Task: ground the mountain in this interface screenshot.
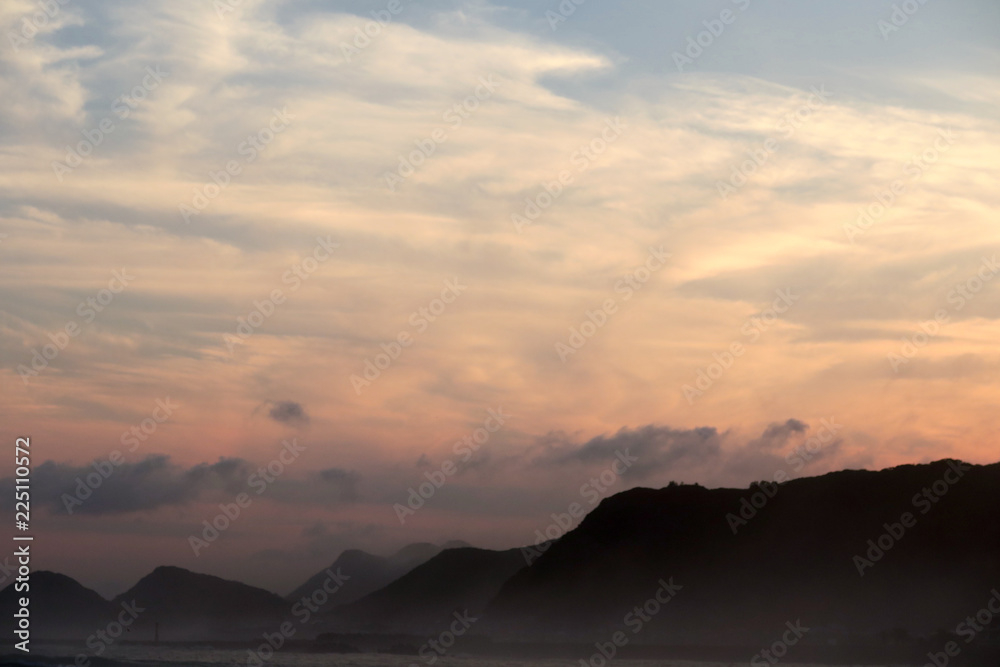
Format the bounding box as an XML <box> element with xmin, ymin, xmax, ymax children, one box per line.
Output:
<box><xmin>10</xmin><ymin>460</ymin><xmax>997</xmax><ymax>657</ymax></box>
<box><xmin>112</xmin><ymin>566</ymin><xmax>288</xmax><ymax>640</ymax></box>
<box><xmin>483</xmin><ymin>460</ymin><xmax>1000</xmax><ymax>647</ymax></box>
<box><xmin>0</xmin><ymin>571</ymin><xmax>111</xmax><ymax>639</ymax></box>
<box><xmin>324</xmin><ymin>546</ymin><xmax>525</xmax><ymax>634</ymax></box>
<box><xmin>285</xmin><ymin>541</ymin><xmax>465</xmax><ymax>607</ymax></box>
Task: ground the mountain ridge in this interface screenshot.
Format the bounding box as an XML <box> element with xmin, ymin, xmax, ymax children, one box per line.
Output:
<box><xmin>6</xmin><ymin>459</ymin><xmax>997</xmax><ymax>648</ymax></box>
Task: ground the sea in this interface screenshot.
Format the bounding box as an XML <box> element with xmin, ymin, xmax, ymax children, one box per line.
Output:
<box><xmin>0</xmin><ymin>644</ymin><xmax>898</xmax><ymax>667</ymax></box>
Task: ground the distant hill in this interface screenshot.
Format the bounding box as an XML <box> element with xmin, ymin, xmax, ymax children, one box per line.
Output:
<box><xmin>112</xmin><ymin>566</ymin><xmax>288</xmax><ymax>640</ymax></box>
<box><xmin>0</xmin><ymin>571</ymin><xmax>111</xmax><ymax>639</ymax></box>
<box><xmin>324</xmin><ymin>546</ymin><xmax>525</xmax><ymax>634</ymax></box>
<box><xmin>285</xmin><ymin>541</ymin><xmax>466</xmax><ymax>609</ymax></box>
<box><xmin>483</xmin><ymin>460</ymin><xmax>1000</xmax><ymax>647</ymax></box>
<box><xmin>10</xmin><ymin>460</ymin><xmax>999</xmax><ymax>654</ymax></box>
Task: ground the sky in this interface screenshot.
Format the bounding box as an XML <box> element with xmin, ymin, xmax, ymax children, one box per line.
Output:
<box><xmin>0</xmin><ymin>0</ymin><xmax>998</xmax><ymax>597</ymax></box>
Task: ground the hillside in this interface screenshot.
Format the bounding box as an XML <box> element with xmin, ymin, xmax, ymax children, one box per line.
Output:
<box><xmin>0</xmin><ymin>571</ymin><xmax>111</xmax><ymax>639</ymax></box>
<box><xmin>324</xmin><ymin>546</ymin><xmax>526</xmax><ymax>634</ymax></box>
<box><xmin>285</xmin><ymin>542</ymin><xmax>457</xmax><ymax>606</ymax></box>
<box><xmin>483</xmin><ymin>460</ymin><xmax>1000</xmax><ymax>647</ymax></box>
<box><xmin>111</xmin><ymin>566</ymin><xmax>289</xmax><ymax>640</ymax></box>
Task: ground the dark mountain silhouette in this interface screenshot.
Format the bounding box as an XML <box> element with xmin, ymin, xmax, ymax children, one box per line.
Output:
<box><xmin>322</xmin><ymin>546</ymin><xmax>525</xmax><ymax>634</ymax></box>
<box><xmin>0</xmin><ymin>571</ymin><xmax>111</xmax><ymax>639</ymax></box>
<box><xmin>484</xmin><ymin>459</ymin><xmax>1000</xmax><ymax>648</ymax></box>
<box><xmin>10</xmin><ymin>460</ymin><xmax>999</xmax><ymax>658</ymax></box>
<box><xmin>285</xmin><ymin>541</ymin><xmax>466</xmax><ymax>606</ymax></box>
<box><xmin>112</xmin><ymin>566</ymin><xmax>288</xmax><ymax>640</ymax></box>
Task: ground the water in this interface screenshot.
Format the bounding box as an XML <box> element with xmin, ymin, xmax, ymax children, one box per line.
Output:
<box><xmin>2</xmin><ymin>644</ymin><xmax>884</xmax><ymax>667</ymax></box>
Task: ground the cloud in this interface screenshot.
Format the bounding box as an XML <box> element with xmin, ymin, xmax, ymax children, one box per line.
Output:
<box><xmin>3</xmin><ymin>0</ymin><xmax>997</xmax><ymax>475</ymax></box>
<box><xmin>748</xmin><ymin>419</ymin><xmax>809</xmax><ymax>451</ymax></box>
<box><xmin>715</xmin><ymin>419</ymin><xmax>839</xmax><ymax>484</ymax></box>
<box><xmin>523</xmin><ymin>419</ymin><xmax>853</xmax><ymax>487</ymax></box>
<box><xmin>536</xmin><ymin>424</ymin><xmax>724</xmax><ymax>480</ymax></box>
<box><xmin>267</xmin><ymin>400</ymin><xmax>310</xmax><ymax>426</ymax></box>
<box><xmin>316</xmin><ymin>468</ymin><xmax>361</xmax><ymax>502</ymax></box>
<box><xmin>8</xmin><ymin>455</ymin><xmax>254</xmax><ymax>515</ymax></box>
<box><xmin>0</xmin><ymin>454</ymin><xmax>363</xmax><ymax>515</ymax></box>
